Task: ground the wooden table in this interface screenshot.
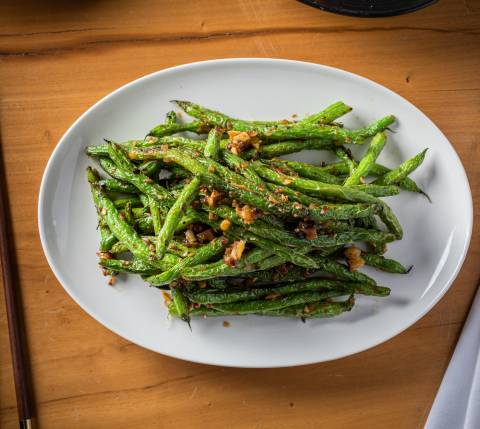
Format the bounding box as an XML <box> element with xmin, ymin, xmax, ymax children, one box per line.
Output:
<box><xmin>1</xmin><ymin>1</ymin><xmax>479</xmax><ymax>427</ymax></box>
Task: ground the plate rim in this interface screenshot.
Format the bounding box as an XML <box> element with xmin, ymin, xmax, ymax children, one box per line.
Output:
<box><xmin>38</xmin><ymin>58</ymin><xmax>473</xmax><ymax>368</ymax></box>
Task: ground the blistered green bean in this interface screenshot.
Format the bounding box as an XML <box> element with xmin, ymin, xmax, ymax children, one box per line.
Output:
<box><xmin>344</xmin><ymin>132</ymin><xmax>386</xmax><ymax>186</ymax></box>
<box><xmin>156</xmin><ymin>177</ymin><xmax>201</xmax><ymax>258</ymax></box>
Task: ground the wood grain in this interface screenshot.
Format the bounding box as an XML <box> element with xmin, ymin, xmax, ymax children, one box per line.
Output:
<box><xmin>0</xmin><ymin>119</ymin><xmax>35</xmax><ymax>424</ymax></box>
<box><xmin>0</xmin><ymin>0</ymin><xmax>479</xmax><ymax>427</ymax></box>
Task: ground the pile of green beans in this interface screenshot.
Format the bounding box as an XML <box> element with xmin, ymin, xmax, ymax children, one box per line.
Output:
<box><xmin>86</xmin><ymin>101</ymin><xmax>428</xmax><ymax>324</ymax></box>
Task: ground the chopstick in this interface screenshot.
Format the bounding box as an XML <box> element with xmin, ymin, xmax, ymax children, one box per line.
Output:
<box><xmin>0</xmin><ymin>135</ymin><xmax>35</xmax><ymax>429</ymax></box>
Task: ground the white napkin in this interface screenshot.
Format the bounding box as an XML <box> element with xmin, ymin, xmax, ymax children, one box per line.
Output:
<box><xmin>424</xmin><ymin>286</ymin><xmax>480</xmax><ymax>429</ymax></box>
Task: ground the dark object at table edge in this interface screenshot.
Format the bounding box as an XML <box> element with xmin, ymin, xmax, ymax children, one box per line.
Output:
<box><xmin>297</xmin><ymin>0</ymin><xmax>439</xmax><ymax>17</ymax></box>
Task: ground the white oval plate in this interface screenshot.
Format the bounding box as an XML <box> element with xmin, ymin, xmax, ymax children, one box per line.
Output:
<box><xmin>38</xmin><ymin>59</ymin><xmax>472</xmax><ymax>368</ymax></box>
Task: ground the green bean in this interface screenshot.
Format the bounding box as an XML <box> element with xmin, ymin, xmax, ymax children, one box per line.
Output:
<box><xmin>270</xmin><ymin>112</ymin><xmax>393</xmax><ymax>143</ymax></box>
<box><xmin>261</xmin><ymin>295</ymin><xmax>354</xmax><ymax>318</ymax></box>
<box><xmin>103</xmin><ymin>241</ymin><xmax>125</xmax><ymax>255</ymax></box>
<box><xmin>181</xmin><ymin>248</ymin><xmax>279</xmax><ymax>281</ymax></box>
<box><xmin>157</xmin><ymin>136</ymin><xmax>206</xmax><ymax>151</ymax></box>
<box><xmin>375</xmin><ymin>165</ymin><xmax>429</xmax><ymax>199</ymax></box>
<box><xmin>351</xmin><ymin>184</ymin><xmax>400</xmax><ymax>197</ymax></box>
<box><xmin>89</xmin><ymin>137</ymin><xmax>168</xmax><ymax>158</ymax></box>
<box><xmin>88</xmin><ymin>168</ymin><xmax>120</xmax><ymax>251</ymax></box>
<box><xmin>207</xmin><ymin>278</ymin><xmax>230</xmax><ymax>289</ymax></box>
<box><xmin>252</xmin><ymin>161</ymin><xmax>381</xmax><ymax>204</ymax></box>
<box><xmin>265</xmin><ymin>182</ymin><xmax>325</xmax><ymax>206</ymax></box>
<box><xmin>344</xmin><ymin>132</ymin><xmax>387</xmax><ymax>186</ymax></box>
<box><xmin>300</xmin><ymin>101</ymin><xmax>352</xmax><ymax>125</ymax></box>
<box><xmin>267</xmin><ymin>159</ymin><xmax>299</xmax><ymax>176</ymax></box>
<box><xmin>310</xmin><ymin>228</ymin><xmax>396</xmax><ymax>247</ymax></box>
<box><xmin>167</xmin><ymin>180</ymin><xmax>189</xmax><ymax>193</ymax></box>
<box><xmin>175</xmin><ymin>100</ymin><xmax>395</xmax><ymax>143</ymax></box>
<box><xmin>204</xmin><ymin>128</ymin><xmax>222</xmax><ymax>160</ymax></box>
<box><xmin>171</xmin><ymin>288</ymin><xmax>191</xmax><ymax>324</ymax></box>
<box><xmin>138</xmin><ymin>160</ymin><xmax>163</xmax><ymax>177</ymax></box>
<box><xmin>228</xmin><ymin>264</ymin><xmax>312</xmax><ymax>286</ymax></box>
<box><xmin>156</xmin><ymin>177</ymin><xmax>201</xmax><ymax>258</ymax></box>
<box><xmin>99</xmin><ymin>226</ymin><xmax>118</xmax><ymax>251</ymax></box>
<box><xmin>178</xmin><ymin>109</ymin><xmax>295</xmax><ymax>130</ymax></box>
<box><xmin>118</xmin><ymin>209</ymin><xmax>197</xmax><ymax>236</ymax></box>
<box><xmin>243</xmin><ymin>140</ymin><xmax>336</xmax><ymax>159</ymax></box>
<box><xmin>175</xmin><ymin>209</ymin><xmax>200</xmax><ymax>231</ymax></box>
<box><xmin>170</xmin><ymin>295</ymin><xmax>354</xmax><ymax>318</ymax></box>
<box><xmin>98</xmin><ymin>178</ymin><xmax>138</xmax><ymax>194</ymax></box>
<box><xmin>168</xmin><ymin>302</ymin><xmax>224</xmax><ymax>318</ymax></box>
<box><xmin>211</xmin><ymin>290</ymin><xmax>348</xmax><ymax>314</ymax></box>
<box><xmin>92</xmin><ymin>136</ymin><xmax>204</xmax><ymax>158</ymax></box>
<box><xmin>113</xmin><ymin>196</ymin><xmax>142</xmax><ymax>208</ymax></box>
<box><xmin>99</xmin><ymin>257</ymin><xmax>176</xmax><ymax>274</ymax></box>
<box><xmin>148</xmin><ymin>198</ymin><xmax>162</xmax><ymax>236</ymax></box>
<box><xmin>386</xmin><ymin>176</ymin><xmax>426</xmax><ymax>197</ymax></box>
<box><xmin>171</xmin><ymin>101</ymin><xmax>280</xmax><ymax>128</ymax></box>
<box><xmin>123</xmin><ymin>202</ymin><xmax>134</xmax><ymax>226</ymax></box>
<box><xmin>87</xmin><ymin>145</ymin><xmax>109</xmax><ymax>157</ymax></box>
<box><xmin>315</xmin><ymin>160</ymin><xmax>428</xmax><ymax>198</ymax></box>
<box><xmin>352</xmin><ymin>283</ymin><xmax>391</xmax><ymax>296</ymax></box>
<box><xmin>316</xmin><ymin>258</ymin><xmax>377</xmax><ymax>285</ymax></box>
<box><xmin>148</xmin><ymin>120</ymin><xmax>209</xmax><ymax>138</ymax></box>
<box><xmin>110</xmin><ymin>238</ymin><xmax>193</xmax><ymax>257</ymax></box>
<box><xmin>187</xmin><ymin>279</ymin><xmax>383</xmax><ymax>304</ymax></box>
<box><xmin>98</xmin><ymin>156</ymin><xmax>126</xmax><ymax>179</ymax></box>
<box><xmin>268</xmin><ymin>159</ymin><xmax>342</xmax><ymax>184</ymax></box>
<box><xmin>378</xmin><ymin>201</ymin><xmax>403</xmax><ymax>239</ymax></box>
<box><xmin>188</xmin><ymin>285</ymin><xmax>294</xmax><ymax>304</ymax></box>
<box><xmin>135</xmin><ymin>215</ymin><xmax>154</xmax><ymax>234</ymax></box>
<box><xmin>375</xmin><ymin>149</ymin><xmax>428</xmax><ymax>186</ymax></box>
<box><xmin>86</xmin><ymin>140</ymin><xmax>140</xmax><ymax>157</ymax></box>
<box><xmin>313</xmin><ymin>161</ymin><xmax>350</xmax><ymax>176</ymax></box>
<box><xmin>110</xmin><ymin>241</ymin><xmax>129</xmax><ymax>254</ymax></box>
<box><xmin>318</xmin><ymin>221</ymin><xmax>355</xmax><ymax>233</ymax></box>
<box><xmin>167</xmin><ymin>241</ymin><xmax>196</xmax><ymax>257</ymax></box>
<box><xmin>221</xmin><ymin>150</ymin><xmax>265</xmax><ymax>186</ymax></box>
<box><xmin>107</xmin><ymin>143</ymin><xmax>173</xmax><ymax>208</ymax></box>
<box><xmin>139</xmin><ymin>193</ymin><xmax>152</xmax><ymax>209</ymax></box>
<box><xmin>356</xmin><ymin>213</ymin><xmax>378</xmax><ymax>228</ymax></box>
<box><xmin>235</xmin><ymin>249</ymin><xmax>283</xmax><ymax>272</ymax></box>
<box><xmin>363</xmin><ymin>253</ymin><xmax>411</xmax><ymax>274</ymax></box>
<box><xmin>146</xmin><ymin>238</ymin><xmax>228</xmax><ymax>286</ymax></box>
<box><xmin>88</xmin><ymin>175</ymin><xmax>154</xmax><ymax>263</ymax></box>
